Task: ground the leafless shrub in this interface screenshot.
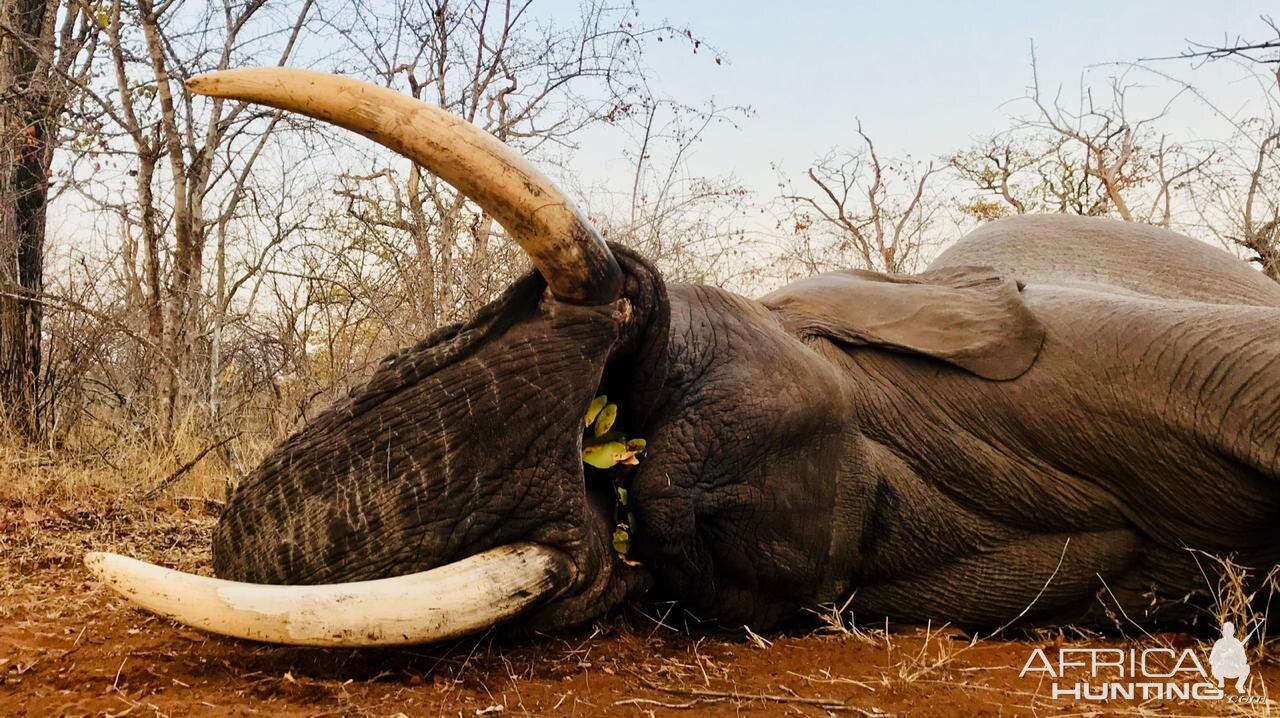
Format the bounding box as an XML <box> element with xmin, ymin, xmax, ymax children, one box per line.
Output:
<box><xmin>952</xmin><ymin>49</ymin><xmax>1214</xmax><ymax>230</ymax></box>
<box><xmin>776</xmin><ymin>123</ymin><xmax>945</xmax><ymax>278</ymax></box>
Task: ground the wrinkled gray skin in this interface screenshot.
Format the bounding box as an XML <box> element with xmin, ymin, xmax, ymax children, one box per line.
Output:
<box><xmin>215</xmin><ymin>214</ymin><xmax>1280</xmax><ymax>635</ymax></box>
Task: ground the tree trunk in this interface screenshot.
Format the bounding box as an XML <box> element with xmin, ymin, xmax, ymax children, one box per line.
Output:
<box><xmin>0</xmin><ymin>0</ymin><xmax>54</xmax><ymax>440</ymax></box>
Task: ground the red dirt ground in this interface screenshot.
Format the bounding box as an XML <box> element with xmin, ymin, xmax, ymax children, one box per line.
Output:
<box><xmin>1</xmin><ymin>501</ymin><xmax>1275</xmax><ymax>716</ymax></box>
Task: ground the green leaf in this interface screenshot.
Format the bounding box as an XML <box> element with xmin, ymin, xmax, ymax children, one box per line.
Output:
<box><xmin>612</xmin><ymin>526</ymin><xmax>630</xmax><ymax>555</ymax></box>
<box><xmin>582</xmin><ymin>441</ymin><xmax>626</xmax><ymax>469</ymax></box>
<box><xmin>594</xmin><ymin>403</ymin><xmax>618</xmax><ymax>436</ymax></box>
<box><xmin>625</xmin><ymin>438</ymin><xmax>646</xmax><ymax>453</ymax></box>
<box><xmin>583</xmin><ymin>431</ymin><xmax>625</xmax><ymax>447</ymax></box>
<box><xmin>616</xmin><ymin>487</ymin><xmax>629</xmax><ymax>506</ymax></box>
<box><xmin>584</xmin><ymin>395</ymin><xmax>608</xmax><ymax>427</ymax></box>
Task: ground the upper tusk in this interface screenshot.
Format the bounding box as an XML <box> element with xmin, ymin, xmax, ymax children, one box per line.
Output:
<box><xmin>86</xmin><ymin>543</ymin><xmax>571</xmax><ymax>647</ymax></box>
<box><xmin>185</xmin><ymin>67</ymin><xmax>622</xmax><ymax>305</ymax></box>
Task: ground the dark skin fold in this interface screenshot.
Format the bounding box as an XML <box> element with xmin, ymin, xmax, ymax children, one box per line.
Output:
<box><xmin>216</xmin><ymin>215</ymin><xmax>1280</xmax><ymax>635</ymax></box>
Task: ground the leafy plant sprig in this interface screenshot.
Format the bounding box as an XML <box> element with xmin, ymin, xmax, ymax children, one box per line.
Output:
<box><xmin>582</xmin><ymin>395</ymin><xmax>646</xmax><ymax>561</ymax></box>
<box><xmin>582</xmin><ymin>395</ymin><xmax>646</xmax><ymax>469</ymax></box>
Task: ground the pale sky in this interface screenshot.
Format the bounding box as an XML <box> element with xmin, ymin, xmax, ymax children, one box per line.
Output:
<box><xmin>46</xmin><ymin>1</ymin><xmax>1279</xmax><ymax>273</ymax></box>
<box><xmin>558</xmin><ymin>0</ymin><xmax>1278</xmax><ymax>198</ymax></box>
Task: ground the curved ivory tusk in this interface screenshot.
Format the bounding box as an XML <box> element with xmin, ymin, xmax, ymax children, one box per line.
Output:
<box><xmin>86</xmin><ymin>543</ymin><xmax>571</xmax><ymax>647</ymax></box>
<box><xmin>186</xmin><ymin>67</ymin><xmax>621</xmax><ymax>305</ymax></box>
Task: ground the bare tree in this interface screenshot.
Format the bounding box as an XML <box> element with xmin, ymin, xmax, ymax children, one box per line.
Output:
<box><xmin>1160</xmin><ymin>77</ymin><xmax>1280</xmax><ymax>280</ymax></box>
<box><xmin>952</xmin><ymin>50</ymin><xmax>1213</xmax><ymax>232</ymax></box>
<box><xmin>1139</xmin><ymin>18</ymin><xmax>1280</xmax><ymax>279</ymax></box>
<box><xmin>1235</xmin><ymin>128</ymin><xmax>1280</xmax><ymax>279</ymax></box>
<box><xmin>778</xmin><ymin>124</ymin><xmax>943</xmax><ymax>276</ymax></box>
<box><xmin>951</xmin><ymin>131</ymin><xmax>1212</xmax><ymax>227</ymax></box>
<box><xmin>1184</xmin><ymin>19</ymin><xmax>1280</xmax><ymax>279</ymax></box>
<box><xmin>1022</xmin><ymin>51</ymin><xmax>1216</xmax><ymax>226</ymax></box>
<box><xmin>1151</xmin><ymin>15</ymin><xmax>1280</xmax><ymax>69</ymax></box>
<box><xmin>0</xmin><ymin>0</ymin><xmax>96</xmax><ymax>440</ymax></box>
<box><xmin>63</xmin><ymin>0</ymin><xmax>317</xmax><ymax>434</ymax></box>
<box><xmin>599</xmin><ymin>96</ymin><xmax>757</xmax><ymax>288</ymax></box>
<box><xmin>949</xmin><ymin>137</ymin><xmax>1036</xmax><ymax>220</ymax></box>
<box><xmin>950</xmin><ymin>135</ymin><xmax>1106</xmax><ymax>220</ymax></box>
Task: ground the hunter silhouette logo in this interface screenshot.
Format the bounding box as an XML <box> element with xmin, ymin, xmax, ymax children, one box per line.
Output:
<box><xmin>1020</xmin><ymin>622</ymin><xmax>1259</xmax><ymax>703</ymax></box>
<box><xmin>1209</xmin><ymin>621</ymin><xmax>1250</xmax><ymax>693</ymax></box>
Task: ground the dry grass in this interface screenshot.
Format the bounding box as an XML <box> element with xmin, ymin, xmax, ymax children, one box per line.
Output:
<box><xmin>794</xmin><ymin>553</ymin><xmax>1280</xmax><ymax>715</ymax></box>
<box><xmin>806</xmin><ymin>595</ymin><xmax>887</xmax><ymax>646</ymax></box>
<box><xmin>1185</xmin><ymin>550</ymin><xmax>1280</xmax><ymax>665</ymax></box>
<box><xmin>0</xmin><ymin>410</ymin><xmax>275</xmax><ymax>508</ymax></box>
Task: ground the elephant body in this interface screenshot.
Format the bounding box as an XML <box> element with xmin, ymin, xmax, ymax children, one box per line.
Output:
<box><xmin>212</xmin><ymin>212</ymin><xmax>1280</xmax><ymax>636</ymax></box>
<box><xmin>630</xmin><ymin>215</ymin><xmax>1280</xmax><ymax>630</ymax></box>
<box><xmin>113</xmin><ymin>72</ymin><xmax>1280</xmax><ymax>648</ymax></box>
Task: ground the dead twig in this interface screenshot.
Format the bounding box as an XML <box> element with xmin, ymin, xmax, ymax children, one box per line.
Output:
<box><xmin>614</xmin><ymin>697</ymin><xmax>704</xmax><ymax>709</ymax></box>
<box><xmin>142</xmin><ymin>433</ymin><xmax>240</xmax><ymax>500</ymax></box>
<box><xmin>171</xmin><ymin>496</ymin><xmax>227</xmax><ymax>512</ymax></box>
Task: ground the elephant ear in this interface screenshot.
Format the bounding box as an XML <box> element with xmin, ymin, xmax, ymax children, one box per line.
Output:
<box><xmin>760</xmin><ymin>266</ymin><xmax>1045</xmax><ymax>380</ymax></box>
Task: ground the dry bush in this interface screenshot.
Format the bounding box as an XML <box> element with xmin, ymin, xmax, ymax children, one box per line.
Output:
<box><xmin>0</xmin><ymin>404</ymin><xmax>272</xmax><ymax>507</ymax></box>
<box><xmin>776</xmin><ymin>123</ymin><xmax>945</xmax><ymax>278</ymax></box>
<box><xmin>1192</xmin><ymin>550</ymin><xmax>1280</xmax><ymax>664</ymax></box>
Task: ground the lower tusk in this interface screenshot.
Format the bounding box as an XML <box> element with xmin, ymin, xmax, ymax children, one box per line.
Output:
<box><xmin>86</xmin><ymin>543</ymin><xmax>571</xmax><ymax>647</ymax></box>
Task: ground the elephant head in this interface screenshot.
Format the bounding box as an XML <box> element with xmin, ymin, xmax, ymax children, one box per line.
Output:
<box><xmin>87</xmin><ymin>69</ymin><xmax>678</xmax><ymax>644</ymax></box>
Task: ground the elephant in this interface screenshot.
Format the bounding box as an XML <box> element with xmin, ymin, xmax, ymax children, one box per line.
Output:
<box><xmin>88</xmin><ymin>68</ymin><xmax>1280</xmax><ymax>647</ymax></box>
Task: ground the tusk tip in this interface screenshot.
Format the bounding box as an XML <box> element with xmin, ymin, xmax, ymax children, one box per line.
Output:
<box><xmin>84</xmin><ymin>550</ymin><xmax>107</xmax><ymax>572</ymax></box>
<box><xmin>186</xmin><ymin>68</ymin><xmax>273</xmax><ymax>96</ymax></box>
<box><xmin>185</xmin><ymin>72</ymin><xmax>226</xmax><ymax>96</ymax></box>
<box><xmin>84</xmin><ymin>551</ymin><xmax>131</xmax><ymax>583</ymax></box>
